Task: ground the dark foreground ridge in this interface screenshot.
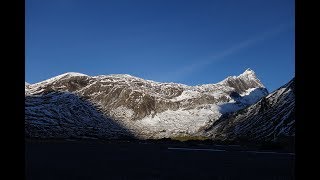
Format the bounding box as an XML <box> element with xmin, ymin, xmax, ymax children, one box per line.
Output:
<box><xmin>25</xmin><ymin>140</ymin><xmax>295</xmax><ymax>180</ymax></box>
<box><xmin>26</xmin><ymin>137</ymin><xmax>295</xmax><ymax>152</ymax></box>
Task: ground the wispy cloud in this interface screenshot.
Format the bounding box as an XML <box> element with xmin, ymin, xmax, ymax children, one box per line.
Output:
<box><xmin>159</xmin><ymin>23</ymin><xmax>292</xmax><ymax>82</ymax></box>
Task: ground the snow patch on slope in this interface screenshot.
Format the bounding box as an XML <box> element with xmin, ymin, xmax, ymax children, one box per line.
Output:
<box><xmin>240</xmin><ymin>88</ymin><xmax>269</xmax><ymax>105</ymax></box>
<box><xmin>110</xmin><ymin>106</ymin><xmax>134</xmax><ymax>120</ymax></box>
<box><xmin>171</xmin><ymin>90</ymin><xmax>200</xmax><ymax>102</ymax></box>
<box><xmin>134</xmin><ymin>105</ymin><xmax>222</xmax><ymax>138</ymax></box>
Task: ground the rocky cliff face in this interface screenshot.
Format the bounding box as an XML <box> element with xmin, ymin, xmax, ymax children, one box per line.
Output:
<box><xmin>25</xmin><ymin>69</ymin><xmax>269</xmax><ymax>139</ymax></box>
<box><xmin>205</xmin><ymin>78</ymin><xmax>295</xmax><ymax>143</ymax></box>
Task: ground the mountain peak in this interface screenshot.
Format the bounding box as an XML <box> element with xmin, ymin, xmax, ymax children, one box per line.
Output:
<box><xmin>238</xmin><ymin>68</ymin><xmax>260</xmax><ymax>82</ymax></box>
<box><xmin>240</xmin><ymin>68</ymin><xmax>256</xmax><ymax>76</ymax></box>
<box><xmin>217</xmin><ymin>68</ymin><xmax>265</xmax><ymax>93</ymax></box>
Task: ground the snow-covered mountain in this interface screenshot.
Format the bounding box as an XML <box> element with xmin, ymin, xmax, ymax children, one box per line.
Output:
<box><xmin>205</xmin><ymin>78</ymin><xmax>295</xmax><ymax>143</ymax></box>
<box><xmin>25</xmin><ymin>69</ymin><xmax>269</xmax><ymax>139</ymax></box>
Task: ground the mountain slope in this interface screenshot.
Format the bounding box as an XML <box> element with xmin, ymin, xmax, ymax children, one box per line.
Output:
<box><xmin>25</xmin><ymin>91</ymin><xmax>133</xmax><ymax>139</ymax></box>
<box><xmin>25</xmin><ymin>69</ymin><xmax>268</xmax><ymax>139</ymax></box>
<box><xmin>205</xmin><ymin>78</ymin><xmax>295</xmax><ymax>142</ymax></box>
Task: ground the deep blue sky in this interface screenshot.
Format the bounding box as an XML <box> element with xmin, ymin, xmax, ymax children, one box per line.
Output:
<box><xmin>26</xmin><ymin>0</ymin><xmax>294</xmax><ymax>92</ymax></box>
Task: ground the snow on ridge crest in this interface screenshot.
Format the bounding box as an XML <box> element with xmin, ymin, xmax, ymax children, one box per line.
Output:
<box><xmin>216</xmin><ymin>68</ymin><xmax>265</xmax><ymax>89</ymax></box>
<box><xmin>31</xmin><ymin>68</ymin><xmax>263</xmax><ymax>89</ymax></box>
<box><xmin>32</xmin><ymin>72</ymin><xmax>89</xmax><ymax>86</ymax></box>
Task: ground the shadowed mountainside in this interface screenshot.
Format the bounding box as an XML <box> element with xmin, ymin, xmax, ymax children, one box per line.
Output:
<box><xmin>205</xmin><ymin>78</ymin><xmax>295</xmax><ymax>144</ymax></box>
<box><xmin>25</xmin><ymin>91</ymin><xmax>134</xmax><ymax>139</ymax></box>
